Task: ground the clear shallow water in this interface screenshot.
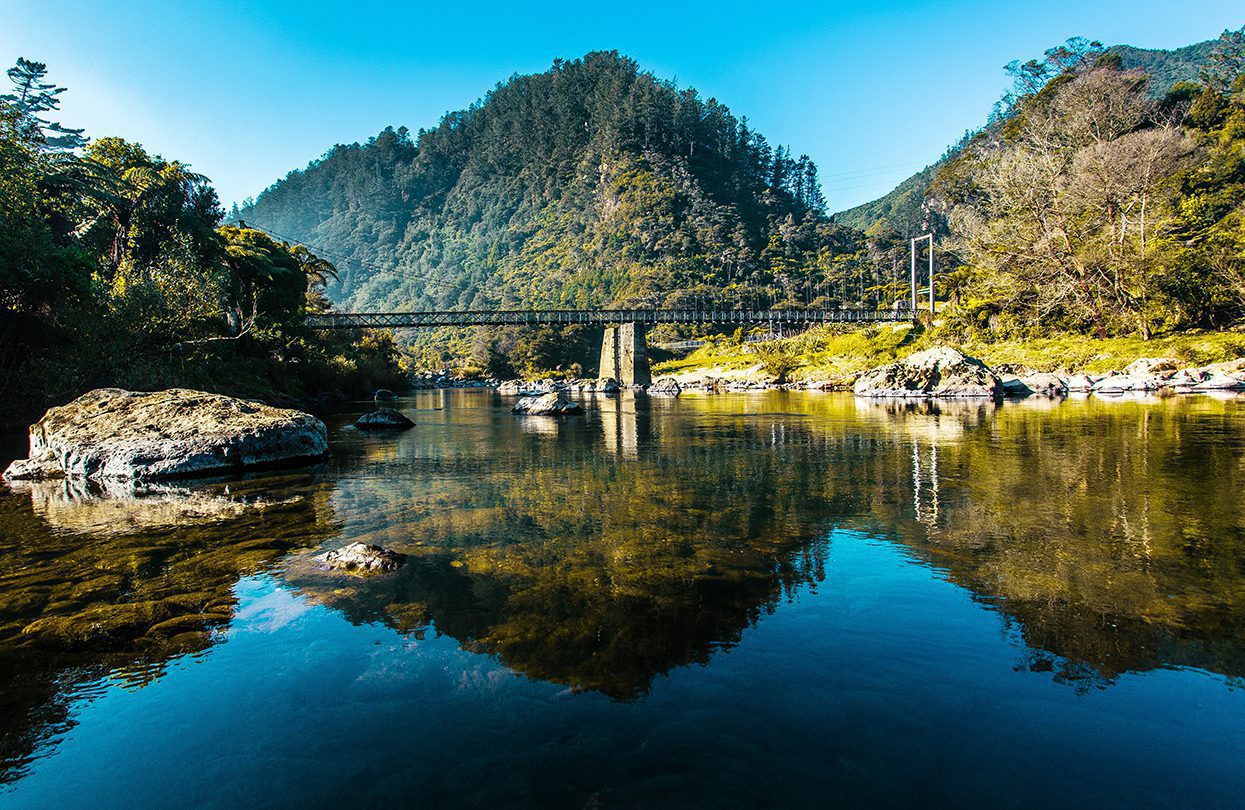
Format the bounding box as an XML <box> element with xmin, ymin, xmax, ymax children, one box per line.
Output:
<box><xmin>1</xmin><ymin>391</ymin><xmax>1244</xmax><ymax>808</ymax></box>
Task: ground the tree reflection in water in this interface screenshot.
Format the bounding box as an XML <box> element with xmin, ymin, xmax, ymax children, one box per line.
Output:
<box><xmin>288</xmin><ymin>392</ymin><xmax>1245</xmax><ymax>696</ymax></box>
<box><xmin>2</xmin><ymin>391</ymin><xmax>1244</xmax><ymax>779</ymax></box>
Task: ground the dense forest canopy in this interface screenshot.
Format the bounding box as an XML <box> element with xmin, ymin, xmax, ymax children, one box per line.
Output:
<box><xmin>0</xmin><ymin>58</ymin><xmax>403</xmax><ymax>419</ymax></box>
<box><xmin>238</xmin><ymin>51</ymin><xmax>874</xmax><ymax>319</ymax></box>
<box><xmin>937</xmin><ymin>29</ymin><xmax>1245</xmax><ymax>338</ymax></box>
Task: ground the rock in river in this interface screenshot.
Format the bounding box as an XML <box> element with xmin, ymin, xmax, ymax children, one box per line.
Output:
<box><xmin>354</xmin><ymin>408</ymin><xmax>415</xmax><ymax>430</ymax></box>
<box><xmin>853</xmin><ymin>347</ymin><xmax>1003</xmax><ymax>399</ymax></box>
<box><xmin>2</xmin><ymin>388</ymin><xmax>328</xmax><ymax>482</ymax></box>
<box><xmin>316</xmin><ymin>541</ymin><xmax>406</xmax><ymax>574</ymax></box>
<box><xmin>512</xmin><ymin>392</ymin><xmax>583</xmax><ymax>415</ymax></box>
<box><xmin>648</xmin><ymin>377</ymin><xmax>682</xmax><ymax>396</ymax></box>
<box><xmin>373</xmin><ymin>388</ymin><xmax>398</xmax><ymax>402</ymax></box>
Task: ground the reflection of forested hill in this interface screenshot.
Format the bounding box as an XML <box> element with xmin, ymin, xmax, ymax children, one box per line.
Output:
<box><xmin>884</xmin><ymin>399</ymin><xmax>1245</xmax><ymax>685</ymax></box>
<box><xmin>3</xmin><ymin>393</ymin><xmax>1244</xmax><ymax>781</ymax></box>
<box><xmin>291</xmin><ymin>394</ymin><xmax>1245</xmax><ymax>699</ymax></box>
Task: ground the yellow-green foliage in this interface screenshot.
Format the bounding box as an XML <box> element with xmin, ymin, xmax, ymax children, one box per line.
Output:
<box><xmin>655</xmin><ymin>324</ymin><xmax>1245</xmax><ymax>380</ymax></box>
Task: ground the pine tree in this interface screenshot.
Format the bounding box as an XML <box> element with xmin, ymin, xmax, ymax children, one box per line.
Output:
<box><xmin>0</xmin><ymin>58</ymin><xmax>86</xmax><ymax>151</ymax></box>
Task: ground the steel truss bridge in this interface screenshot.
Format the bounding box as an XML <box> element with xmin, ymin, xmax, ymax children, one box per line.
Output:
<box><xmin>308</xmin><ymin>308</ymin><xmax>915</xmax><ymax>330</ymax></box>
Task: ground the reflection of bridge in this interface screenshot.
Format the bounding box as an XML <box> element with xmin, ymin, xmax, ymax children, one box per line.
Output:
<box><xmin>309</xmin><ymin>308</ymin><xmax>915</xmax><ymax>387</ymax></box>
<box><xmin>307</xmin><ymin>308</ymin><xmax>913</xmax><ymax>330</ymax></box>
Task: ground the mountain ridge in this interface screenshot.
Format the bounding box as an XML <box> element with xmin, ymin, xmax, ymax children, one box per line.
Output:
<box><xmin>239</xmin><ymin>51</ymin><xmax>854</xmax><ymax>317</ymax></box>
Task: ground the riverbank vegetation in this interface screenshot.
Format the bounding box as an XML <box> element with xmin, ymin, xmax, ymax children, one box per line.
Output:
<box><xmin>654</xmin><ymin>323</ymin><xmax>1245</xmax><ymax>384</ymax></box>
<box><xmin>0</xmin><ymin>59</ymin><xmax>404</xmax><ymax>424</ymax></box>
<box><xmin>938</xmin><ymin>31</ymin><xmax>1245</xmax><ymax>340</ymax></box>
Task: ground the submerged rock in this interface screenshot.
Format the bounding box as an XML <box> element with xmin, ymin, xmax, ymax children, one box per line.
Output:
<box><xmin>354</xmin><ymin>408</ymin><xmax>415</xmax><ymax>430</ymax></box>
<box><xmin>2</xmin><ymin>388</ymin><xmax>328</xmax><ymax>482</ymax></box>
<box><xmin>648</xmin><ymin>377</ymin><xmax>682</xmax><ymax>396</ymax></box>
<box><xmin>853</xmin><ymin>347</ymin><xmax>1003</xmax><ymax>399</ymax></box>
<box><xmin>316</xmin><ymin>541</ymin><xmax>406</xmax><ymax>574</ymax></box>
<box><xmin>373</xmin><ymin>389</ymin><xmax>398</xmax><ymax>402</ymax></box>
<box><xmin>512</xmin><ymin>392</ymin><xmax>583</xmax><ymax>415</ymax></box>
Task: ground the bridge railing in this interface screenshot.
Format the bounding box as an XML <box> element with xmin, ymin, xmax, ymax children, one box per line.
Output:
<box><xmin>308</xmin><ymin>308</ymin><xmax>917</xmax><ymax>330</ymax></box>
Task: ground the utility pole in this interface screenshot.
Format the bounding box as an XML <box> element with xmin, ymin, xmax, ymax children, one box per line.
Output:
<box><xmin>910</xmin><ymin>233</ymin><xmax>935</xmax><ymax>314</ymax></box>
<box><xmin>909</xmin><ymin>239</ymin><xmax>917</xmax><ymax>312</ymax></box>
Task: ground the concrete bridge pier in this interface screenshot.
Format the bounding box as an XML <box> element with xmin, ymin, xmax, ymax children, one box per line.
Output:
<box><xmin>599</xmin><ymin>322</ymin><xmax>651</xmax><ymax>386</ymax></box>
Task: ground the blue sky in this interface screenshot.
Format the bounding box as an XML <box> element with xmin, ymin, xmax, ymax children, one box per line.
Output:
<box><xmin>2</xmin><ymin>1</ymin><xmax>1241</xmax><ymax>212</ymax></box>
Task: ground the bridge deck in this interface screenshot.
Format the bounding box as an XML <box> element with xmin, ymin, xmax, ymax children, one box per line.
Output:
<box><xmin>308</xmin><ymin>308</ymin><xmax>914</xmax><ymax>330</ymax></box>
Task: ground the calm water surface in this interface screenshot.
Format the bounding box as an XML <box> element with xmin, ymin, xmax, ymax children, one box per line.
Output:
<box><xmin>1</xmin><ymin>391</ymin><xmax>1243</xmax><ymax>808</ymax></box>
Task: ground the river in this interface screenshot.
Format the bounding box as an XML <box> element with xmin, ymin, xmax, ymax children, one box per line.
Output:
<box><xmin>1</xmin><ymin>391</ymin><xmax>1243</xmax><ymax>808</ymax></box>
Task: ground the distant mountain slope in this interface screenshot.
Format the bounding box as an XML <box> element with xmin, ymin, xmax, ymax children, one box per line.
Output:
<box><xmin>1115</xmin><ymin>40</ymin><xmax>1218</xmax><ymax>95</ymax></box>
<box><xmin>834</xmin><ymin>36</ymin><xmax>1221</xmax><ymax>235</ymax></box>
<box><xmin>239</xmin><ymin>51</ymin><xmax>855</xmax><ymax>314</ymax></box>
<box><xmin>833</xmin><ymin>164</ymin><xmax>938</xmax><ymax>235</ymax></box>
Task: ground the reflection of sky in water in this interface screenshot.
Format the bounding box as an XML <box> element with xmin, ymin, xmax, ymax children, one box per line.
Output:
<box><xmin>8</xmin><ymin>536</ymin><xmax>1245</xmax><ymax>809</ymax></box>
<box><xmin>2</xmin><ymin>391</ymin><xmax>1245</xmax><ymax>807</ymax></box>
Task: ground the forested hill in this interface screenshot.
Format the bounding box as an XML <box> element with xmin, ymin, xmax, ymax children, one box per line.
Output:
<box><xmin>238</xmin><ymin>51</ymin><xmax>858</xmax><ymax>314</ymax></box>
<box><xmin>833</xmin><ymin>36</ymin><xmax>1220</xmax><ymax>235</ymax></box>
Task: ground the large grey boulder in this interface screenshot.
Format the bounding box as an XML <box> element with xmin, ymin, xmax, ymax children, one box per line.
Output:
<box><xmin>853</xmin><ymin>347</ymin><xmax>1003</xmax><ymax>399</ymax></box>
<box><xmin>2</xmin><ymin>388</ymin><xmax>328</xmax><ymax>482</ymax></box>
<box><xmin>316</xmin><ymin>541</ymin><xmax>405</xmax><ymax>574</ymax></box>
<box><xmin>354</xmin><ymin>408</ymin><xmax>415</xmax><ymax>430</ymax></box>
<box><xmin>512</xmin><ymin>392</ymin><xmax>583</xmax><ymax>415</ymax></box>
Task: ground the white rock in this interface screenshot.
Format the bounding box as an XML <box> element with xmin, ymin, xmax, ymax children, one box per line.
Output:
<box><xmin>853</xmin><ymin>347</ymin><xmax>1002</xmax><ymax>399</ymax></box>
<box><xmin>3</xmin><ymin>388</ymin><xmax>328</xmax><ymax>482</ymax></box>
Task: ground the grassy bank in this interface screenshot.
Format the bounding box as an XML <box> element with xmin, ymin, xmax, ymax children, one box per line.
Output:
<box><xmin>652</xmin><ymin>325</ymin><xmax>1245</xmax><ymax>384</ymax></box>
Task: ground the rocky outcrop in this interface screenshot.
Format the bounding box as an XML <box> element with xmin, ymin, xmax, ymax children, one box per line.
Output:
<box><xmin>316</xmin><ymin>541</ymin><xmax>405</xmax><ymax>574</ymax></box>
<box><xmin>648</xmin><ymin>377</ymin><xmax>682</xmax><ymax>396</ymax></box>
<box><xmin>2</xmin><ymin>388</ymin><xmax>328</xmax><ymax>482</ymax></box>
<box><xmin>853</xmin><ymin>347</ymin><xmax>1003</xmax><ymax>399</ymax></box>
<box><xmin>512</xmin><ymin>393</ymin><xmax>584</xmax><ymax>415</ymax></box>
<box><xmin>354</xmin><ymin>408</ymin><xmax>415</xmax><ymax>430</ymax></box>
